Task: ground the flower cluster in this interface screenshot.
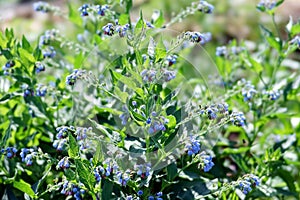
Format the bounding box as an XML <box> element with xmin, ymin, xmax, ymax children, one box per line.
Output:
<box><xmin>53</xmin><ymin>126</ymin><xmax>70</xmax><ymax>151</ymax></box>
<box><xmin>35</xmin><ymin>62</ymin><xmax>45</xmax><ymax>73</ymax></box>
<box><xmin>198</xmin><ymin>152</ymin><xmax>215</xmax><ymax>172</ymax></box>
<box><xmin>20</xmin><ymin>148</ymin><xmax>36</xmax><ymax>166</ymax></box>
<box><xmin>242</xmin><ymin>83</ymin><xmax>257</xmax><ymax>102</ymax></box>
<box><xmin>1</xmin><ymin>147</ymin><xmax>17</xmax><ymax>159</ymax></box>
<box><xmin>66</xmin><ymin>69</ymin><xmax>86</xmax><ymax>85</ymax></box>
<box><xmin>238</xmin><ymin>174</ymin><xmax>260</xmax><ymax>194</ymax></box>
<box><xmin>147</xmin><ymin>115</ymin><xmax>169</xmax><ymax>134</ymax></box>
<box><xmin>162</xmin><ymin>69</ymin><xmax>176</xmax><ymax>82</ymax></box>
<box><xmin>39</xmin><ymin>29</ymin><xmax>58</xmax><ymax>46</ymax></box>
<box><xmin>147</xmin><ymin>192</ymin><xmax>163</xmax><ymax>200</ymax></box>
<box><xmin>60</xmin><ymin>181</ymin><xmax>85</xmax><ymax>200</ymax></box>
<box><xmin>94</xmin><ymin>160</ymin><xmax>120</xmax><ymax>183</ymax></box>
<box><xmin>141</xmin><ymin>69</ymin><xmax>157</xmax><ymax>82</ymax></box>
<box><xmin>135</xmin><ymin>163</ymin><xmax>151</xmax><ymax>179</ymax></box>
<box><xmin>199</xmin><ymin>103</ymin><xmax>229</xmax><ymax>120</ymax></box>
<box><xmin>263</xmin><ymin>89</ymin><xmax>281</xmax><ymax>100</ymax></box>
<box><xmin>257</xmin><ymin>0</ymin><xmax>277</xmax><ymax>12</ymax></box>
<box><xmin>166</xmin><ymin>55</ymin><xmax>178</xmax><ymax>66</ymax></box>
<box><xmin>33</xmin><ymin>1</ymin><xmax>51</xmax><ymax>13</ymax></box>
<box><xmin>42</xmin><ymin>46</ymin><xmax>56</xmax><ymax>58</ymax></box>
<box><xmin>36</xmin><ymin>84</ymin><xmax>47</xmax><ymax>97</ymax></box>
<box><xmin>116</xmin><ymin>170</ymin><xmax>131</xmax><ymax>186</ymax></box>
<box><xmin>23</xmin><ymin>88</ymin><xmax>34</xmax><ymax>97</ymax></box>
<box><xmin>198</xmin><ymin>0</ymin><xmax>214</xmax><ymax>14</ymax></box>
<box><xmin>78</xmin><ymin>4</ymin><xmax>110</xmax><ymax>17</ymax></box>
<box><xmin>119</xmin><ymin>106</ymin><xmax>130</xmax><ymax>125</ymax></box>
<box><xmin>185</xmin><ymin>135</ymin><xmax>201</xmax><ymax>156</ymax></box>
<box><xmin>2</xmin><ymin>60</ymin><xmax>15</xmax><ymax>75</ymax></box>
<box><xmin>230</xmin><ymin>112</ymin><xmax>246</xmax><ymax>127</ymax></box>
<box><xmin>184</xmin><ymin>31</ymin><xmax>211</xmax><ymax>44</ymax></box>
<box><xmin>216</xmin><ymin>45</ymin><xmax>245</xmax><ymax>57</ymax></box>
<box><xmin>102</xmin><ymin>22</ymin><xmax>130</xmax><ymax>37</ymax></box>
<box><xmin>57</xmin><ymin>157</ymin><xmax>70</xmax><ymax>169</ymax></box>
<box><xmin>79</xmin><ymin>4</ymin><xmax>89</xmax><ymax>16</ymax></box>
<box><xmin>74</xmin><ymin>127</ymin><xmax>91</xmax><ymax>150</ymax></box>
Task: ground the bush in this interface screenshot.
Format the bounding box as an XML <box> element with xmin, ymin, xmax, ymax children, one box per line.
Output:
<box><xmin>0</xmin><ymin>0</ymin><xmax>299</xmax><ymax>199</ymax></box>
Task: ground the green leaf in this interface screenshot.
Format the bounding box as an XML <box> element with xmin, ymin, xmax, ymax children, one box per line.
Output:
<box><xmin>119</xmin><ymin>14</ymin><xmax>129</xmax><ymax>25</ymax></box>
<box><xmin>32</xmin><ymin>164</ymin><xmax>52</xmax><ymax>193</ymax></box>
<box><xmin>155</xmin><ymin>37</ymin><xmax>166</xmax><ymax>62</ymax></box>
<box><xmin>153</xmin><ymin>10</ymin><xmax>165</xmax><ymax>28</ymax></box>
<box><xmin>277</xmin><ymin>169</ymin><xmax>297</xmax><ymax>194</ymax></box>
<box><xmin>0</xmin><ymin>94</ymin><xmax>12</xmax><ymax>102</ymax></box>
<box><xmin>0</xmin><ymin>123</ymin><xmax>11</xmax><ymax>148</ymax></box>
<box><xmin>92</xmin><ymin>141</ymin><xmax>104</xmax><ymax>164</ymax></box>
<box><xmin>102</xmin><ymin>179</ymin><xmax>113</xmax><ymax>200</ymax></box>
<box><xmin>222</xmin><ymin>147</ymin><xmax>250</xmax><ymax>155</ymax></box>
<box><xmin>167</xmin><ymin>163</ymin><xmax>178</xmax><ymax>181</ymax></box>
<box><xmin>68</xmin><ymin>133</ymin><xmax>79</xmax><ymax>158</ymax></box>
<box><xmin>13</xmin><ymin>180</ymin><xmax>35</xmax><ymax>198</ymax></box>
<box><xmin>75</xmin><ymin>159</ymin><xmax>95</xmax><ymax>191</ymax></box>
<box><xmin>111</xmin><ymin>71</ymin><xmax>138</xmax><ymax>91</ymax></box>
<box><xmin>68</xmin><ymin>3</ymin><xmax>82</xmax><ymax>26</ymax></box>
<box><xmin>247</xmin><ymin>55</ymin><xmax>263</xmax><ymax>73</ymax></box>
<box><xmin>21</xmin><ymin>35</ymin><xmax>32</xmax><ymax>52</ymax></box>
<box><xmin>125</xmin><ymin>0</ymin><xmax>132</xmax><ymax>14</ymax></box>
<box><xmin>18</xmin><ymin>48</ymin><xmax>35</xmax><ymax>63</ymax></box>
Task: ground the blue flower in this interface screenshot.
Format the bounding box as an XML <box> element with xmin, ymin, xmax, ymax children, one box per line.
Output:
<box><xmin>20</xmin><ymin>148</ymin><xmax>36</xmax><ymax>166</ymax></box>
<box><xmin>42</xmin><ymin>46</ymin><xmax>56</xmax><ymax>58</ymax></box>
<box><xmin>102</xmin><ymin>23</ymin><xmax>115</xmax><ymax>36</ymax></box>
<box><xmin>257</xmin><ymin>0</ymin><xmax>277</xmax><ymax>12</ymax></box>
<box><xmin>1</xmin><ymin>147</ymin><xmax>17</xmax><ymax>159</ymax></box>
<box><xmin>137</xmin><ymin>190</ymin><xmax>143</xmax><ymax>196</ymax></box>
<box><xmin>216</xmin><ymin>46</ymin><xmax>227</xmax><ymax>57</ymax></box>
<box><xmin>186</xmin><ymin>136</ymin><xmax>201</xmax><ymax>156</ymax></box>
<box><xmin>97</xmin><ymin>5</ymin><xmax>109</xmax><ymax>16</ymax></box>
<box><xmin>66</xmin><ymin>69</ymin><xmax>86</xmax><ymax>85</ymax></box>
<box><xmin>57</xmin><ymin>157</ymin><xmax>70</xmax><ymax>169</ymax></box>
<box><xmin>198</xmin><ymin>0</ymin><xmax>214</xmax><ymax>14</ymax></box>
<box><xmin>33</xmin><ymin>1</ymin><xmax>50</xmax><ymax>13</ymax></box>
<box><xmin>199</xmin><ymin>153</ymin><xmax>215</xmax><ymax>172</ymax></box>
<box><xmin>116</xmin><ymin>24</ymin><xmax>130</xmax><ymax>37</ymax></box>
<box><xmin>166</xmin><ymin>55</ymin><xmax>178</xmax><ymax>66</ymax></box>
<box><xmin>35</xmin><ymin>62</ymin><xmax>45</xmax><ymax>73</ymax></box>
<box><xmin>238</xmin><ymin>174</ymin><xmax>260</xmax><ymax>194</ymax></box>
<box><xmin>79</xmin><ymin>4</ymin><xmax>89</xmax><ymax>16</ymax></box>
<box><xmin>36</xmin><ymin>85</ymin><xmax>47</xmax><ymax>97</ymax></box>
<box><xmin>230</xmin><ymin>112</ymin><xmax>246</xmax><ymax>127</ymax></box>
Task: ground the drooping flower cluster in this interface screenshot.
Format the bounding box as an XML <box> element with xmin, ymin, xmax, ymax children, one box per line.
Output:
<box><xmin>238</xmin><ymin>79</ymin><xmax>257</xmax><ymax>102</ymax></box>
<box><xmin>257</xmin><ymin>0</ymin><xmax>277</xmax><ymax>12</ymax></box>
<box><xmin>238</xmin><ymin>174</ymin><xmax>260</xmax><ymax>194</ymax></box>
<box><xmin>53</xmin><ymin>126</ymin><xmax>70</xmax><ymax>151</ymax></box>
<box><xmin>35</xmin><ymin>62</ymin><xmax>45</xmax><ymax>73</ymax></box>
<box><xmin>102</xmin><ymin>22</ymin><xmax>130</xmax><ymax>37</ymax></box>
<box><xmin>216</xmin><ymin>45</ymin><xmax>245</xmax><ymax>57</ymax></box>
<box><xmin>20</xmin><ymin>148</ymin><xmax>36</xmax><ymax>166</ymax></box>
<box><xmin>78</xmin><ymin>4</ymin><xmax>110</xmax><ymax>17</ymax></box>
<box><xmin>166</xmin><ymin>55</ymin><xmax>178</xmax><ymax>66</ymax></box>
<box><xmin>57</xmin><ymin>157</ymin><xmax>70</xmax><ymax>169</ymax></box>
<box><xmin>1</xmin><ymin>147</ymin><xmax>17</xmax><ymax>159</ymax></box>
<box><xmin>184</xmin><ymin>31</ymin><xmax>212</xmax><ymax>44</ymax></box>
<box><xmin>74</xmin><ymin>127</ymin><xmax>91</xmax><ymax>150</ymax></box>
<box><xmin>23</xmin><ymin>87</ymin><xmax>34</xmax><ymax>97</ymax></box>
<box><xmin>39</xmin><ymin>29</ymin><xmax>59</xmax><ymax>46</ymax></box>
<box><xmin>2</xmin><ymin>60</ymin><xmax>15</xmax><ymax>75</ymax></box>
<box><xmin>230</xmin><ymin>112</ymin><xmax>246</xmax><ymax>127</ymax></box>
<box><xmin>60</xmin><ymin>181</ymin><xmax>85</xmax><ymax>200</ymax></box>
<box><xmin>263</xmin><ymin>89</ymin><xmax>281</xmax><ymax>100</ymax></box>
<box><xmin>141</xmin><ymin>69</ymin><xmax>157</xmax><ymax>82</ymax></box>
<box><xmin>33</xmin><ymin>1</ymin><xmax>51</xmax><ymax>13</ymax></box>
<box><xmin>198</xmin><ymin>152</ymin><xmax>215</xmax><ymax>172</ymax></box>
<box><xmin>185</xmin><ymin>135</ymin><xmax>201</xmax><ymax>156</ymax></box>
<box><xmin>66</xmin><ymin>69</ymin><xmax>86</xmax><ymax>85</ymax></box>
<box><xmin>135</xmin><ymin>163</ymin><xmax>151</xmax><ymax>179</ymax></box>
<box><xmin>115</xmin><ymin>170</ymin><xmax>131</xmax><ymax>186</ymax></box>
<box><xmin>36</xmin><ymin>84</ymin><xmax>47</xmax><ymax>97</ymax></box>
<box><xmin>42</xmin><ymin>46</ymin><xmax>56</xmax><ymax>58</ymax></box>
<box><xmin>199</xmin><ymin>103</ymin><xmax>229</xmax><ymax>120</ymax></box>
<box><xmin>198</xmin><ymin>0</ymin><xmax>214</xmax><ymax>14</ymax></box>
<box><xmin>147</xmin><ymin>114</ymin><xmax>169</xmax><ymax>134</ymax></box>
<box><xmin>147</xmin><ymin>192</ymin><xmax>163</xmax><ymax>200</ymax></box>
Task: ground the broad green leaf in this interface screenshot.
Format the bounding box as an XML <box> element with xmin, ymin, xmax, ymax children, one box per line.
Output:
<box><xmin>102</xmin><ymin>179</ymin><xmax>113</xmax><ymax>200</ymax></box>
<box><xmin>0</xmin><ymin>94</ymin><xmax>12</xmax><ymax>102</ymax></box>
<box><xmin>75</xmin><ymin>159</ymin><xmax>95</xmax><ymax>190</ymax></box>
<box><xmin>13</xmin><ymin>180</ymin><xmax>35</xmax><ymax>198</ymax></box>
<box><xmin>68</xmin><ymin>3</ymin><xmax>82</xmax><ymax>26</ymax></box>
<box><xmin>153</xmin><ymin>10</ymin><xmax>165</xmax><ymax>28</ymax></box>
<box><xmin>247</xmin><ymin>55</ymin><xmax>263</xmax><ymax>73</ymax></box>
<box><xmin>92</xmin><ymin>141</ymin><xmax>104</xmax><ymax>164</ymax></box>
<box><xmin>21</xmin><ymin>35</ymin><xmax>32</xmax><ymax>52</ymax></box>
<box><xmin>68</xmin><ymin>133</ymin><xmax>79</xmax><ymax>158</ymax></box>
<box><xmin>167</xmin><ymin>163</ymin><xmax>178</xmax><ymax>181</ymax></box>
<box><xmin>155</xmin><ymin>37</ymin><xmax>166</xmax><ymax>62</ymax></box>
<box><xmin>19</xmin><ymin>48</ymin><xmax>35</xmax><ymax>63</ymax></box>
<box><xmin>119</xmin><ymin>14</ymin><xmax>129</xmax><ymax>25</ymax></box>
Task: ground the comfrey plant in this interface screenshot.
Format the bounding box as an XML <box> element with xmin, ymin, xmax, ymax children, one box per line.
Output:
<box><xmin>0</xmin><ymin>0</ymin><xmax>299</xmax><ymax>199</ymax></box>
